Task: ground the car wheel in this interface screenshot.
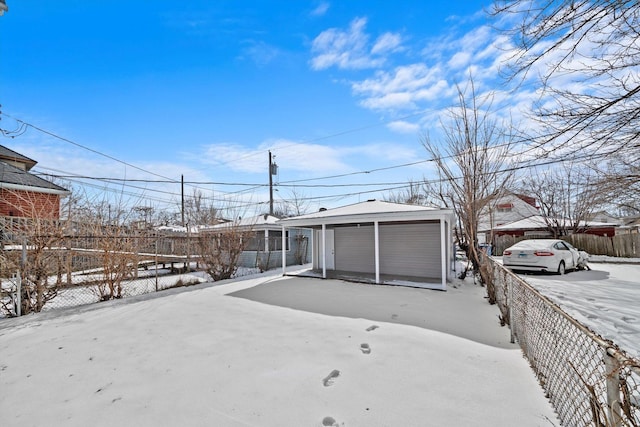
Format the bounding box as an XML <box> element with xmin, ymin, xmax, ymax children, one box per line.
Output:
<box><xmin>557</xmin><ymin>261</ymin><xmax>565</xmax><ymax>275</ymax></box>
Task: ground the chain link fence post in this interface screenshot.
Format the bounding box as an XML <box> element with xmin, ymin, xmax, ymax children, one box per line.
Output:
<box><xmin>155</xmin><ymin>239</ymin><xmax>159</xmax><ymax>292</ymax></box>
<box><xmin>604</xmin><ymin>349</ymin><xmax>623</xmax><ymax>427</ymax></box>
<box><xmin>15</xmin><ymin>269</ymin><xmax>21</xmax><ymax>317</ymax></box>
<box><xmin>508</xmin><ymin>274</ymin><xmax>515</xmax><ymax>344</ymax></box>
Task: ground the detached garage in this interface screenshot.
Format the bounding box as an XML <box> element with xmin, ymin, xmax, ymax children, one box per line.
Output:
<box><xmin>277</xmin><ymin>200</ymin><xmax>455</xmax><ymax>290</ymax></box>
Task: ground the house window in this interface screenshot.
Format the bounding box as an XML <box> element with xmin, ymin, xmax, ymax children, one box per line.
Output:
<box><xmin>496</xmin><ymin>203</ymin><xmax>514</xmax><ymax>213</ymax></box>
<box><xmin>243</xmin><ymin>230</ymin><xmax>290</xmax><ymax>251</ymax></box>
<box><xmin>244</xmin><ymin>231</ymin><xmax>265</xmax><ymax>251</ymax></box>
<box><xmin>268</xmin><ymin>230</ymin><xmax>289</xmax><ymax>251</ymax></box>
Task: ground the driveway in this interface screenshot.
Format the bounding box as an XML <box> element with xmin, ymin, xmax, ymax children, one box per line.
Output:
<box><xmin>229</xmin><ymin>275</ymin><xmax>517</xmax><ymax>349</ymax></box>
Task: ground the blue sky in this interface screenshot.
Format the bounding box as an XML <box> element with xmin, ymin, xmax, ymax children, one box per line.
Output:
<box><xmin>0</xmin><ymin>0</ymin><xmax>522</xmax><ymax>218</ymax></box>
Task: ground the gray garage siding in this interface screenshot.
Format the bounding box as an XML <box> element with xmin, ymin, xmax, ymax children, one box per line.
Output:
<box><xmin>379</xmin><ymin>222</ymin><xmax>441</xmax><ymax>278</ymax></box>
<box><xmin>334</xmin><ymin>225</ymin><xmax>375</xmax><ymax>273</ymax></box>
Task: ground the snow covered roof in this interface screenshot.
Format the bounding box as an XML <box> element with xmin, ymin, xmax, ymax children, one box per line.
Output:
<box><xmin>277</xmin><ymin>200</ymin><xmax>453</xmax><ymax>228</ymax></box>
<box><xmin>494</xmin><ymin>215</ymin><xmax>618</xmax><ymax>230</ymax></box>
<box><xmin>210</xmin><ymin>214</ymin><xmax>281</xmax><ymax>230</ymax></box>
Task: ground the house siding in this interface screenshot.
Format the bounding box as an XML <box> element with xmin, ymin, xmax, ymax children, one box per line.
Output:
<box><xmin>237</xmin><ymin>228</ymin><xmax>311</xmax><ymax>270</ymax></box>
<box><xmin>0</xmin><ymin>189</ymin><xmax>61</xmax><ymax>219</ymax></box>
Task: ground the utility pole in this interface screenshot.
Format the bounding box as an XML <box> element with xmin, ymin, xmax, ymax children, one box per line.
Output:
<box><xmin>269</xmin><ymin>151</ymin><xmax>278</xmax><ymax>216</ymax></box>
<box><xmin>181</xmin><ymin>174</ymin><xmax>185</xmax><ymax>227</ymax></box>
<box><xmin>269</xmin><ymin>151</ymin><xmax>274</xmax><ymax>215</ymax></box>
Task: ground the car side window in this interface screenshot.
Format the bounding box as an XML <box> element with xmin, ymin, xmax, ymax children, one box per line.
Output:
<box><xmin>554</xmin><ymin>242</ymin><xmax>568</xmax><ymax>250</ymax></box>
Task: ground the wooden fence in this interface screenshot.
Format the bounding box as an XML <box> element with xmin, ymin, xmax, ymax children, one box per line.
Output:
<box><xmin>493</xmin><ymin>233</ymin><xmax>640</xmax><ymax>258</ymax></box>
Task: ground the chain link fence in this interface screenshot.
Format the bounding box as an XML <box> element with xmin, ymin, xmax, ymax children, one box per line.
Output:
<box><xmin>0</xmin><ymin>235</ymin><xmax>261</xmax><ymax>318</ymax></box>
<box><xmin>483</xmin><ymin>256</ymin><xmax>640</xmax><ymax>427</ymax></box>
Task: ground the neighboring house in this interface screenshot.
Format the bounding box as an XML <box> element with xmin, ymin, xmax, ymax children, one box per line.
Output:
<box><xmin>0</xmin><ymin>145</ymin><xmax>69</xmax><ymax>220</ymax></box>
<box><xmin>492</xmin><ymin>215</ymin><xmax>618</xmax><ymax>238</ymax></box>
<box><xmin>210</xmin><ymin>214</ymin><xmax>311</xmax><ymax>270</ymax></box>
<box><xmin>585</xmin><ymin>211</ymin><xmax>622</xmax><ymax>225</ymax></box>
<box><xmin>478</xmin><ymin>192</ymin><xmax>539</xmax><ymax>245</ymax></box>
<box><xmin>277</xmin><ymin>199</ymin><xmax>455</xmax><ymax>290</ymax></box>
<box><xmin>617</xmin><ymin>216</ymin><xmax>640</xmax><ymax>235</ymax></box>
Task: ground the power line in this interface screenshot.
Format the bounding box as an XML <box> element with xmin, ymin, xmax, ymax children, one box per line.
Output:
<box><xmin>2</xmin><ymin>109</ymin><xmax>533</xmax><ymax>191</ymax></box>
<box><xmin>34</xmin><ymin>146</ymin><xmax>617</xmax><ymax>212</ymax></box>
<box><xmin>3</xmin><ymin>111</ymin><xmax>618</xmax><ymax>212</ymax></box>
<box><xmin>2</xmin><ymin>112</ymin><xmax>181</xmax><ymax>183</ymax></box>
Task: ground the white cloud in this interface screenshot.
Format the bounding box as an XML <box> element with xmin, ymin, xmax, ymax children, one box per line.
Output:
<box><xmin>353</xmin><ymin>64</ymin><xmax>441</xmax><ymax>96</ymax></box>
<box><xmin>371</xmin><ymin>32</ymin><xmax>403</xmax><ymax>55</ymax></box>
<box><xmin>320</xmin><ymin>17</ymin><xmax>542</xmax><ymax>133</ymax></box>
<box><xmin>199</xmin><ymin>140</ymin><xmax>351</xmax><ymax>175</ymax></box>
<box><xmin>264</xmin><ymin>139</ymin><xmax>352</xmax><ymax>174</ymax></box>
<box><xmin>448</xmin><ymin>51</ymin><xmax>471</xmax><ymax>69</ymax></box>
<box><xmin>239</xmin><ymin>40</ymin><xmax>280</xmax><ymax>66</ymax></box>
<box><xmin>459</xmin><ymin>25</ymin><xmax>494</xmax><ymax>54</ymax></box>
<box><xmin>352</xmin><ymin>64</ymin><xmax>451</xmax><ymax>111</ymax></box>
<box><xmin>197</xmin><ymin>139</ymin><xmax>423</xmax><ymax>181</ymax></box>
<box><xmin>310</xmin><ymin>2</ymin><xmax>330</xmax><ymax>17</ymax></box>
<box><xmin>359</xmin><ymin>92</ymin><xmax>416</xmax><ymax>110</ymax></box>
<box><xmin>310</xmin><ymin>17</ymin><xmax>401</xmax><ymax>70</ymax></box>
<box><xmin>200</xmin><ymin>143</ymin><xmax>264</xmax><ymax>173</ymax></box>
<box><xmin>387</xmin><ymin>120</ymin><xmax>421</xmax><ymax>134</ymax></box>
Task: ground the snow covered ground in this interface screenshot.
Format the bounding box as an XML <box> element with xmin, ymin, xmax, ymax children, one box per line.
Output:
<box><xmin>515</xmin><ymin>260</ymin><xmax>640</xmax><ymax>359</ymax></box>
<box><xmin>0</xmin><ymin>270</ymin><xmax>559</xmax><ymax>427</ymax></box>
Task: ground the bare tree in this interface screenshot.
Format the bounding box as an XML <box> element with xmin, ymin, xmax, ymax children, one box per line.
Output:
<box><xmin>0</xmin><ymin>189</ymin><xmax>66</xmax><ymax>315</ymax></box>
<box><xmin>196</xmin><ymin>222</ymin><xmax>255</xmax><ymax>281</ymax></box>
<box><xmin>493</xmin><ymin>1</ymin><xmax>640</xmax><ymax>163</ymax></box>
<box><xmin>384</xmin><ymin>180</ymin><xmax>429</xmax><ymax>205</ymax></box>
<box><xmin>273</xmin><ymin>188</ymin><xmax>311</xmax><ymax>218</ymax></box>
<box><xmin>589</xmin><ymin>156</ymin><xmax>640</xmax><ymax>216</ymax></box>
<box><xmin>519</xmin><ymin>164</ymin><xmax>605</xmax><ymax>237</ymax></box>
<box><xmin>73</xmin><ymin>199</ymin><xmax>140</xmax><ymax>301</ymax></box>
<box><xmin>184</xmin><ymin>189</ymin><xmax>219</xmax><ymax>226</ymax></box>
<box><xmin>422</xmin><ymin>78</ymin><xmax>516</xmax><ymax>294</ymax></box>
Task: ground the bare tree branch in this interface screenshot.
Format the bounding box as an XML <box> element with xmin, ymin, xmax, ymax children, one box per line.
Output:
<box><xmin>422</xmin><ymin>76</ymin><xmax>516</xmax><ymax>294</ymax></box>
<box><xmin>493</xmin><ymin>0</ymin><xmax>640</xmax><ymax>163</ymax></box>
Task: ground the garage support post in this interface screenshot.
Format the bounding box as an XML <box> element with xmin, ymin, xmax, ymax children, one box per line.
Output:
<box><xmin>374</xmin><ymin>221</ymin><xmax>380</xmax><ymax>284</ymax></box>
<box><xmin>281</xmin><ymin>225</ymin><xmax>287</xmax><ymax>276</ymax></box>
<box><xmin>321</xmin><ymin>224</ymin><xmax>327</xmax><ymax>279</ymax></box>
<box><xmin>440</xmin><ymin>217</ymin><xmax>447</xmax><ymax>290</ymax></box>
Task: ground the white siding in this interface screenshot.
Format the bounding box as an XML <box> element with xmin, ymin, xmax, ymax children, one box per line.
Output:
<box><xmin>334</xmin><ymin>225</ymin><xmax>375</xmax><ymax>273</ymax></box>
<box><xmin>379</xmin><ymin>222</ymin><xmax>441</xmax><ymax>279</ymax></box>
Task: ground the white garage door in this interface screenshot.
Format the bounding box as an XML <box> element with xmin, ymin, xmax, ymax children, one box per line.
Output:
<box><xmin>379</xmin><ymin>222</ymin><xmax>441</xmax><ymax>279</ymax></box>
<box><xmin>334</xmin><ymin>225</ymin><xmax>375</xmax><ymax>273</ymax></box>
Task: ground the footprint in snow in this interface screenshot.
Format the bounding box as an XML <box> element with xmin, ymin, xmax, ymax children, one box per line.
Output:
<box><xmin>322</xmin><ymin>416</ymin><xmax>339</xmax><ymax>426</ymax></box>
<box><xmin>322</xmin><ymin>370</ymin><xmax>340</xmax><ymax>387</ymax></box>
<box><xmin>360</xmin><ymin>343</ymin><xmax>371</xmax><ymax>354</ymax></box>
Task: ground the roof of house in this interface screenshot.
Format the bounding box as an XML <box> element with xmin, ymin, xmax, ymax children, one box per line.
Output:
<box><xmin>621</xmin><ymin>216</ymin><xmax>640</xmax><ymax>227</ymax></box>
<box><xmin>0</xmin><ymin>160</ymin><xmax>69</xmax><ymax>194</ymax></box>
<box><xmin>209</xmin><ymin>214</ymin><xmax>281</xmax><ymax>230</ymax></box>
<box><xmin>277</xmin><ymin>199</ymin><xmax>453</xmax><ymax>228</ymax></box>
<box><xmin>0</xmin><ymin>145</ymin><xmax>37</xmax><ymax>170</ymax></box>
<box><xmin>493</xmin><ymin>215</ymin><xmax>618</xmax><ymax>231</ymax></box>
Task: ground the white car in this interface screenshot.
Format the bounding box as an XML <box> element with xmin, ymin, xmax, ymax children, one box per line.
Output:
<box><xmin>502</xmin><ymin>239</ymin><xmax>581</xmax><ymax>274</ymax></box>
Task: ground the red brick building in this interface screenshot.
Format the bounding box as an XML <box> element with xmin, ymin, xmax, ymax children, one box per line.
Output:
<box><xmin>0</xmin><ymin>145</ymin><xmax>69</xmax><ymax>219</ymax></box>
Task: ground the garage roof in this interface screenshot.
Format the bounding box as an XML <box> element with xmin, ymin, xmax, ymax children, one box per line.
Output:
<box><xmin>277</xmin><ymin>199</ymin><xmax>453</xmax><ymax>228</ymax></box>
